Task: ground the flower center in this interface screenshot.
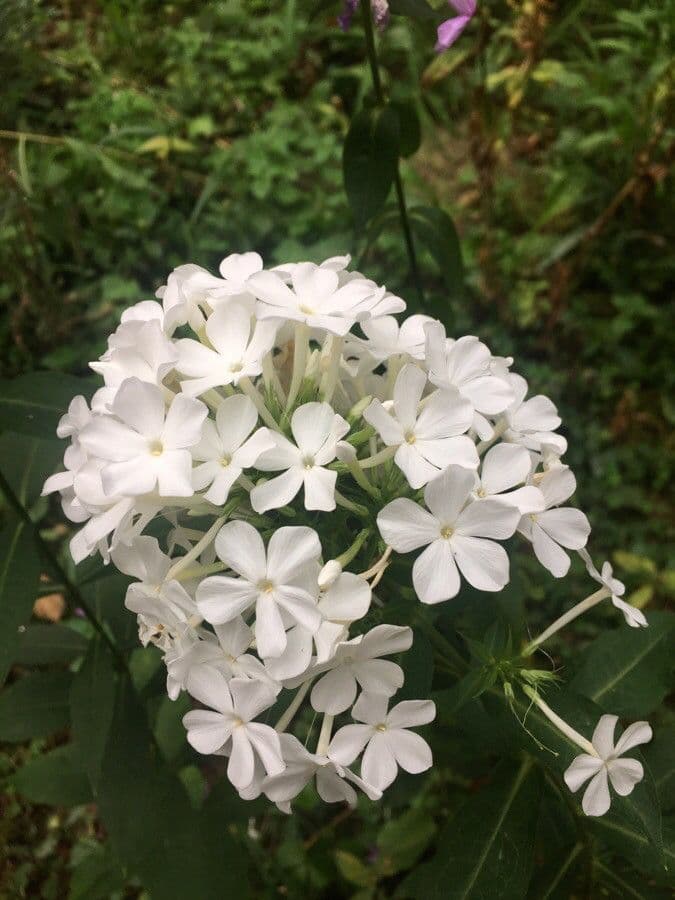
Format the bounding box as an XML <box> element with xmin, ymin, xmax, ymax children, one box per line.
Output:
<box><xmin>149</xmin><ymin>440</ymin><xmax>164</xmax><ymax>457</ymax></box>
<box><xmin>229</xmin><ymin>361</ymin><xmax>243</xmax><ymax>373</ymax></box>
<box><xmin>375</xmin><ymin>723</ymin><xmax>387</xmax><ymax>733</ymax></box>
<box><xmin>232</xmin><ymin>716</ymin><xmax>244</xmax><ymax>728</ymax></box>
<box><xmin>404</xmin><ymin>430</ymin><xmax>416</xmax><ymax>445</ymax></box>
<box><xmin>441</xmin><ymin>525</ymin><xmax>454</xmax><ymax>539</ymax></box>
<box><xmin>258</xmin><ymin>579</ymin><xmax>275</xmax><ymax>593</ymax></box>
<box><xmin>299</xmin><ymin>304</ymin><xmax>315</xmax><ymax>315</ymax></box>
<box><xmin>302</xmin><ymin>455</ymin><xmax>315</xmax><ymax>470</ymax></box>
<box><xmin>477</xmin><ymin>487</ymin><xmax>487</xmax><ymax>498</ymax></box>
<box><xmin>220</xmin><ymin>454</ymin><xmax>232</xmax><ymax>467</ymax></box>
<box><xmin>529</xmin><ymin>513</ymin><xmax>538</xmax><ymax>522</ymax></box>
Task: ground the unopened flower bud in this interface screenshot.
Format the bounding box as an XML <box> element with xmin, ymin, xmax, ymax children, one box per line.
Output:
<box><xmin>319</xmin><ymin>559</ymin><xmax>342</xmax><ymax>589</ymax></box>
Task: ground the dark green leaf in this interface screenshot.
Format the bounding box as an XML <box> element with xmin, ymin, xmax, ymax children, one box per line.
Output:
<box><xmin>15</xmin><ymin>623</ymin><xmax>89</xmax><ymax>665</ymax></box>
<box><xmin>644</xmin><ymin>725</ymin><xmax>675</xmax><ymax>812</ymax></box>
<box><xmin>69</xmin><ymin>843</ymin><xmax>126</xmax><ymax>900</ymax></box>
<box><xmin>0</xmin><ymin>433</ymin><xmax>63</xmax><ymax>507</ymax></box>
<box><xmin>409</xmin><ymin>205</ymin><xmax>465</xmax><ymax>294</ymax></box>
<box><xmin>398</xmin><ymin>628</ymin><xmax>433</xmax><ymax>700</ymax></box>
<box><xmin>0</xmin><ymin>670</ymin><xmax>72</xmax><ymax>741</ymax></box>
<box><xmin>0</xmin><ymin>511</ymin><xmax>41</xmax><ymax>685</ymax></box>
<box><xmin>70</xmin><ymin>639</ymin><xmax>116</xmax><ymax>792</ymax></box>
<box><xmin>390</xmin><ymin>100</ymin><xmax>422</xmax><ymax>158</ymax></box>
<box><xmin>11</xmin><ymin>744</ymin><xmax>92</xmax><ymax>806</ymax></box>
<box><xmin>388</xmin><ymin>0</ymin><xmax>438</xmax><ymax>21</ymax></box>
<box><xmin>400</xmin><ymin>760</ymin><xmax>541</xmax><ymax>899</ymax></box>
<box><xmin>343</xmin><ymin>106</ymin><xmax>399</xmax><ymax>225</ymax></box>
<box><xmin>0</xmin><ymin>373</ymin><xmax>95</xmax><ymax>437</ymax></box>
<box><xmin>378</xmin><ymin>808</ymin><xmax>436</xmax><ymax>873</ymax></box>
<box><xmin>97</xmin><ymin>676</ymin><xmax>248</xmax><ymax>900</ymax></box>
<box><xmin>81</xmin><ymin>572</ymin><xmax>137</xmax><ymax>650</ymax></box>
<box><xmin>570</xmin><ymin>611</ymin><xmax>675</xmax><ymax>716</ymax></box>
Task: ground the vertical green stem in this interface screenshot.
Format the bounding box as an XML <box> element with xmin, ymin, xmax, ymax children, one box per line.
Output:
<box><xmin>360</xmin><ymin>0</ymin><xmax>424</xmax><ymax>306</ymax></box>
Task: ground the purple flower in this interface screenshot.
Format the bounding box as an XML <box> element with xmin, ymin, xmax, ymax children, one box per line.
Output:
<box><xmin>436</xmin><ymin>0</ymin><xmax>476</xmax><ymax>51</ymax></box>
<box><xmin>339</xmin><ymin>0</ymin><xmax>390</xmax><ymax>32</ymax></box>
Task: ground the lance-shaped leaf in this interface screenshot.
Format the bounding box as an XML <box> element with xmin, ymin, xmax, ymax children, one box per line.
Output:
<box><xmin>0</xmin><ymin>511</ymin><xmax>41</xmax><ymax>685</ymax></box>
<box><xmin>11</xmin><ymin>744</ymin><xmax>92</xmax><ymax>806</ymax></box>
<box><xmin>401</xmin><ymin>760</ymin><xmax>541</xmax><ymax>899</ymax></box>
<box><xmin>70</xmin><ymin>639</ymin><xmax>117</xmax><ymax>792</ymax></box>
<box><xmin>0</xmin><ymin>372</ymin><xmax>95</xmax><ymax>436</ymax></box>
<box><xmin>0</xmin><ymin>670</ymin><xmax>72</xmax><ymax>741</ymax></box>
<box><xmin>14</xmin><ymin>623</ymin><xmax>89</xmax><ymax>665</ymax></box>
<box><xmin>570</xmin><ymin>611</ymin><xmax>675</xmax><ymax>717</ymax></box>
<box><xmin>343</xmin><ymin>106</ymin><xmax>400</xmax><ymax>225</ymax></box>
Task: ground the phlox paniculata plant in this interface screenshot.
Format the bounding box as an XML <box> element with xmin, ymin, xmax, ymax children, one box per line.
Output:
<box><xmin>43</xmin><ymin>253</ymin><xmax>650</xmax><ymax>817</ymax></box>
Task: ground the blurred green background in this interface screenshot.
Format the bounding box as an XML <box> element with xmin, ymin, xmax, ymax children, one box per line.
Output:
<box><xmin>1</xmin><ymin>0</ymin><xmax>673</xmax><ymax>896</ymax></box>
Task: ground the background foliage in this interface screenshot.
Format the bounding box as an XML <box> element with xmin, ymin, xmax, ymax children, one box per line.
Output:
<box><xmin>0</xmin><ymin>0</ymin><xmax>673</xmax><ymax>897</ymax></box>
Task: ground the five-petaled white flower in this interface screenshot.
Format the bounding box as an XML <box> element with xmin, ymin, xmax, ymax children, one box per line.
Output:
<box><xmin>308</xmin><ymin>624</ymin><xmax>413</xmax><ymax>714</ymax></box>
<box><xmin>183</xmin><ymin>667</ymin><xmax>284</xmax><ymax>790</ymax></box>
<box><xmin>364</xmin><ymin>363</ymin><xmax>477</xmax><ymax>488</ymax></box>
<box><xmin>176</xmin><ymin>303</ymin><xmax>277</xmax><ymax>396</ymax></box>
<box><xmin>196</xmin><ymin>522</ymin><xmax>322</xmax><ymax>659</ymax></box>
<box><xmin>250</xmin><ymin>402</ymin><xmax>349</xmax><ymax>513</ymax></box>
<box><xmin>329</xmin><ymin>692</ymin><xmax>435</xmax><ymax>790</ymax></box>
<box><xmin>579</xmin><ymin>549</ymin><xmax>648</xmax><ymax>628</ymax></box>
<box><xmin>378</xmin><ymin>465</ymin><xmax>520</xmax><ymax>604</ymax></box>
<box><xmin>473</xmin><ymin>443</ymin><xmax>545</xmax><ymax>514</ymax></box>
<box><xmin>191</xmin><ymin>394</ymin><xmax>274</xmax><ymax>504</ymax></box>
<box><xmin>79</xmin><ymin>378</ymin><xmax>207</xmax><ymax>497</ymax></box>
<box><xmin>564</xmin><ymin>714</ymin><xmax>652</xmax><ymax>817</ymax></box>
<box><xmin>518</xmin><ymin>467</ymin><xmax>590</xmax><ymax>577</ymax></box>
<box><xmin>357</xmin><ymin>313</ymin><xmax>435</xmax><ymax>363</ymax></box>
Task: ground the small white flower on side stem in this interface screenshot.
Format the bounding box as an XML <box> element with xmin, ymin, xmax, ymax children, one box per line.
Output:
<box><xmin>564</xmin><ymin>714</ymin><xmax>652</xmax><ymax>816</ymax></box>
<box><xmin>329</xmin><ymin>693</ymin><xmax>435</xmax><ymax>790</ymax></box>
<box><xmin>579</xmin><ymin>549</ymin><xmax>648</xmax><ymax>628</ymax></box>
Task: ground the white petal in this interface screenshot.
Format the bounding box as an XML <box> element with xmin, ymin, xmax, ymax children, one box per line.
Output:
<box><xmin>291</xmin><ymin>402</ymin><xmax>338</xmax><ymax>455</ymax></box>
<box><xmin>215</xmin><ymin>394</ymin><xmax>259</xmax><ymax>453</ymax></box>
<box><xmin>274</xmin><ymin>586</ymin><xmax>322</xmax><ymax>635</ymax></box>
<box><xmin>354</xmin><ymin>659</ymin><xmax>404</xmax><ymax>696</ymax></box>
<box><xmin>581</xmin><ymin>769</ymin><xmax>611</xmax><ymax>816</ymax></box>
<box><xmin>607</xmin><ymin>758</ymin><xmax>643</xmax><ymax>796</ymax></box>
<box><xmin>112</xmin><ymin>378</ymin><xmax>165</xmax><ymax>437</ymax></box>
<box><xmin>185</xmin><ymin>666</ymin><xmax>233</xmax><ymax>714</ymax></box>
<box><xmin>363</xmin><ymin>400</ymin><xmax>404</xmax><ymax>446</ymax></box>
<box><xmin>564</xmin><ymin>754</ymin><xmax>603</xmax><ymax>792</ymax></box>
<box><xmin>358</xmin><ymin>624</ymin><xmax>413</xmax><ymax>658</ymax></box>
<box><xmin>377</xmin><ymin>498</ymin><xmax>439</xmax><ymax>552</ymax></box>
<box><xmin>386</xmin><ymin>700</ymin><xmax>436</xmax><ymax>729</ymax></box>
<box><xmin>530</xmin><ymin>521</ymin><xmax>571</xmax><ymax>577</ymax></box>
<box><xmin>362</xmin><ymin>733</ymin><xmax>398</xmax><ymax>790</ymax></box>
<box><xmin>228</xmin><ymin>727</ymin><xmax>255</xmax><ymax>789</ymax></box>
<box><xmin>395</xmin><ymin>443</ymin><xmax>440</xmax><ymax>489</ymax></box>
<box><xmin>412</xmin><ymin>539</ymin><xmax>460</xmax><ymax>604</ymax></box>
<box><xmin>255</xmin><ymin>433</ymin><xmax>300</xmax><ymax>471</ymax></box>
<box><xmin>393</xmin><ymin>364</ymin><xmax>427</xmax><ymax>430</ymax></box>
<box><xmin>352</xmin><ymin>691</ymin><xmax>390</xmax><ymax>726</ymax></box>
<box><xmin>196</xmin><ymin>575</ymin><xmax>258</xmax><ymax>624</ymax></box>
<box><xmin>183</xmin><ymin>710</ymin><xmax>231</xmax><ymax>755</ymax></box>
<box><xmin>480</xmin><ymin>443</ymin><xmax>531</xmax><ymax>495</ymax></box>
<box><xmin>455</xmin><ymin>498</ymin><xmax>520</xmax><ymax>539</ymax></box>
<box><xmin>612</xmin><ymin>596</ymin><xmax>648</xmax><ymax>628</ymax></box>
<box><xmin>539</xmin><ymin>468</ymin><xmax>576</xmax><ymax>508</ymax></box>
<box><xmin>414</xmin><ymin>390</ymin><xmax>473</xmax><ymax>440</ymax></box>
<box><xmin>101</xmin><ymin>457</ymin><xmax>157</xmax><ymax>497</ymax></box>
<box><xmin>303</xmin><ymin>466</ymin><xmax>338</xmax><ymax>511</ymax></box>
<box><xmin>328</xmin><ymin>725</ymin><xmax>373</xmax><ymax>765</ymax></box>
<box><xmin>245</xmin><ymin>722</ymin><xmax>285</xmax><ymax>777</ymax></box>
<box><xmin>311</xmin><ymin>668</ymin><xmax>357</xmax><ymax>714</ymax></box>
<box><xmin>423</xmin><ymin>465</ymin><xmax>475</xmax><ymax>525</ymax></box>
<box><xmin>266</xmin><ymin>525</ymin><xmax>321</xmax><ymax>585</ymax></box>
<box><xmin>230</xmin><ymin>677</ymin><xmax>277</xmax><ymax>722</ymax></box>
<box><xmin>451</xmin><ymin>535</ymin><xmax>510</xmax><ymax>592</ymax></box>
<box><xmin>155</xmin><ymin>450</ymin><xmax>195</xmax><ymax>497</ymax></box>
<box><xmin>592</xmin><ymin>715</ymin><xmax>618</xmax><ymax>758</ymax></box>
<box><xmin>235</xmin><ymin>428</ymin><xmax>275</xmax><ymax>468</ymax></box>
<box><xmin>162</xmin><ymin>394</ymin><xmax>207</xmax><ymax>449</ymax></box>
<box><xmin>388</xmin><ymin>729</ymin><xmax>432</xmax><ymax>774</ymax></box>
<box><xmin>319</xmin><ymin>572</ymin><xmax>371</xmax><ymax>622</ymax></box>
<box><xmin>215</xmin><ymin>520</ymin><xmax>267</xmax><ymax>582</ymax></box>
<box><xmin>537</xmin><ymin>508</ymin><xmax>590</xmax><ymax>550</ymax></box>
<box><xmin>254</xmin><ymin>592</ymin><xmax>287</xmax><ymax>659</ymax></box>
<box><xmin>613</xmin><ymin>721</ymin><xmax>653</xmax><ymax>756</ymax></box>
<box><xmin>250</xmin><ymin>468</ymin><xmax>304</xmax><ymax>513</ymax></box>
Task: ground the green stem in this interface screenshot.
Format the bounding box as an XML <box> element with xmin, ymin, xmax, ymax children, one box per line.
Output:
<box><xmin>0</xmin><ymin>468</ymin><xmax>129</xmax><ymax>673</ymax></box>
<box><xmin>360</xmin><ymin>0</ymin><xmax>424</xmax><ymax>306</ymax></box>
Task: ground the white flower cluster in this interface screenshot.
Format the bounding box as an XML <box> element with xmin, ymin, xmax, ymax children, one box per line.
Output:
<box><xmin>43</xmin><ymin>253</ymin><xmax>649</xmax><ymax>813</ymax></box>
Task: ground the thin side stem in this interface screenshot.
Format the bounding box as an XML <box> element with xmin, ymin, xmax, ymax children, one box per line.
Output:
<box><xmin>523</xmin><ymin>588</ymin><xmax>609</xmax><ymax>656</ymax></box>
<box><xmin>166</xmin><ymin>515</ymin><xmax>226</xmax><ymax>581</ymax></box>
<box><xmin>238</xmin><ymin>376</ymin><xmax>280</xmax><ymax>430</ymax></box>
<box><xmin>286</xmin><ymin>323</ymin><xmax>310</xmax><ymax>411</ymax></box>
<box><xmin>523</xmin><ymin>686</ymin><xmax>598</xmax><ymax>757</ymax></box>
<box><xmin>275</xmin><ymin>679</ymin><xmax>313</xmax><ymax>732</ymax></box>
<box><xmin>316</xmin><ymin>713</ymin><xmax>335</xmax><ymax>756</ymax></box>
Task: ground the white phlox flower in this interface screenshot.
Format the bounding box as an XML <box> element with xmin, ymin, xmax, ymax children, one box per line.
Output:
<box><xmin>579</xmin><ymin>549</ymin><xmax>648</xmax><ymax>628</ymax></box>
<box><xmin>363</xmin><ymin>363</ymin><xmax>477</xmax><ymax>488</ymax></box>
<box><xmin>183</xmin><ymin>666</ymin><xmax>284</xmax><ymax>790</ymax></box>
<box><xmin>378</xmin><ymin>465</ymin><xmax>521</xmax><ymax>604</ymax></box>
<box><xmin>250</xmin><ymin>402</ymin><xmax>349</xmax><ymax>512</ymax></box>
<box><xmin>518</xmin><ymin>467</ymin><xmax>591</xmax><ymax>577</ymax></box>
<box><xmin>329</xmin><ymin>692</ymin><xmax>435</xmax><ymax>790</ymax></box>
<box><xmin>564</xmin><ymin>714</ymin><xmax>652</xmax><ymax>816</ymax></box>
<box><xmin>43</xmin><ymin>253</ymin><xmax>624</xmax><ymax>812</ymax></box>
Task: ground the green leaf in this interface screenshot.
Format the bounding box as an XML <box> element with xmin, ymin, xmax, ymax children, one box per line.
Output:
<box><xmin>335</xmin><ymin>850</ymin><xmax>374</xmax><ymax>888</ymax></box>
<box><xmin>154</xmin><ymin>692</ymin><xmax>192</xmax><ymax>763</ymax></box>
<box><xmin>0</xmin><ymin>432</ymin><xmax>63</xmax><ymax>507</ymax></box>
<box><xmin>14</xmin><ymin>623</ymin><xmax>89</xmax><ymax>665</ymax></box>
<box><xmin>644</xmin><ymin>725</ymin><xmax>675</xmax><ymax>812</ymax></box>
<box><xmin>409</xmin><ymin>205</ymin><xmax>465</xmax><ymax>294</ymax></box>
<box><xmin>69</xmin><ymin>842</ymin><xmax>126</xmax><ymax>900</ymax></box>
<box><xmin>343</xmin><ymin>106</ymin><xmax>399</xmax><ymax>225</ymax></box>
<box><xmin>0</xmin><ymin>670</ymin><xmax>72</xmax><ymax>741</ymax></box>
<box><xmin>570</xmin><ymin>611</ymin><xmax>675</xmax><ymax>716</ymax></box>
<box><xmin>0</xmin><ymin>511</ymin><xmax>41</xmax><ymax>685</ymax></box>
<box><xmin>400</xmin><ymin>760</ymin><xmax>541</xmax><ymax>899</ymax></box>
<box><xmin>377</xmin><ymin>808</ymin><xmax>436</xmax><ymax>873</ymax></box>
<box><xmin>0</xmin><ymin>373</ymin><xmax>95</xmax><ymax>437</ymax></box>
<box><xmin>70</xmin><ymin>639</ymin><xmax>116</xmax><ymax>792</ymax></box>
<box><xmin>10</xmin><ymin>744</ymin><xmax>92</xmax><ymax>806</ymax></box>
<box><xmin>97</xmin><ymin>676</ymin><xmax>248</xmax><ymax>900</ymax></box>
<box><xmin>390</xmin><ymin>100</ymin><xmax>422</xmax><ymax>158</ymax></box>
<box><xmin>398</xmin><ymin>628</ymin><xmax>434</xmax><ymax>701</ymax></box>
<box><xmin>81</xmin><ymin>572</ymin><xmax>137</xmax><ymax>650</ymax></box>
<box><xmin>388</xmin><ymin>0</ymin><xmax>438</xmax><ymax>20</ymax></box>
